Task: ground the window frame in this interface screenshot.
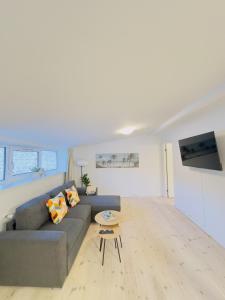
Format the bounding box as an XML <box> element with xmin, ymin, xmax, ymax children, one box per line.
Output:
<box><xmin>0</xmin><ymin>145</ymin><xmax>63</xmax><ymax>190</ymax></box>
<box><xmin>0</xmin><ymin>146</ymin><xmax>6</xmax><ymax>181</ymax></box>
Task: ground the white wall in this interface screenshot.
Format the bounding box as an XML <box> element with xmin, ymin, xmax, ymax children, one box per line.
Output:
<box><xmin>163</xmin><ymin>143</ymin><xmax>175</xmax><ymax>198</ymax></box>
<box><xmin>159</xmin><ymin>99</ymin><xmax>225</xmax><ymax>247</ymax></box>
<box><xmin>0</xmin><ymin>173</ymin><xmax>65</xmax><ymax>230</ymax></box>
<box><xmin>73</xmin><ymin>135</ymin><xmax>162</xmax><ymax>197</ymax></box>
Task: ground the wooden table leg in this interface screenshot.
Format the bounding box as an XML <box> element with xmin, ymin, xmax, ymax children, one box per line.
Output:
<box><xmin>116</xmin><ymin>238</ymin><xmax>121</xmax><ymax>263</ymax></box>
<box><xmin>100</xmin><ymin>237</ymin><xmax>103</xmax><ymax>252</ymax></box>
<box><xmin>119</xmin><ymin>235</ymin><xmax>123</xmax><ymax>248</ymax></box>
<box><xmin>102</xmin><ymin>239</ymin><xmax>106</xmax><ymax>266</ymax></box>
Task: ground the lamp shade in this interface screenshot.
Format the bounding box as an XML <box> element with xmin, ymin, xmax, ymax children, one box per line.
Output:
<box><xmin>76</xmin><ymin>160</ymin><xmax>88</xmax><ymax>167</ymax></box>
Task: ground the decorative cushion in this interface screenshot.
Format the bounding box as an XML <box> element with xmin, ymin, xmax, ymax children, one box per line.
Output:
<box><xmin>65</xmin><ymin>185</ymin><xmax>80</xmax><ymax>207</ymax></box>
<box><xmin>46</xmin><ymin>192</ymin><xmax>68</xmax><ymax>224</ymax></box>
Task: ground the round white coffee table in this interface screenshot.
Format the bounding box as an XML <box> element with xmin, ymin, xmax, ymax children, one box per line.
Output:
<box><xmin>95</xmin><ymin>210</ymin><xmax>121</xmax><ymax>226</ymax></box>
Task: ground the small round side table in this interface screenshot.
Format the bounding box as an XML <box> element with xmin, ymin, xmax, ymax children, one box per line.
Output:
<box><xmin>97</xmin><ymin>225</ymin><xmax>122</xmax><ymax>266</ymax></box>
<box><xmin>95</xmin><ymin>211</ymin><xmax>123</xmax><ymax>266</ymax></box>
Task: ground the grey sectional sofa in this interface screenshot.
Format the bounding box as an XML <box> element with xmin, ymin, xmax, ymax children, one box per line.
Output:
<box><xmin>0</xmin><ymin>180</ymin><xmax>120</xmax><ymax>287</ymax></box>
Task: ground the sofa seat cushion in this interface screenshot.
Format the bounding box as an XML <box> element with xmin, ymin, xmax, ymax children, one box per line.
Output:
<box><xmin>64</xmin><ymin>205</ymin><xmax>91</xmax><ymax>222</ymax></box>
<box><xmin>16</xmin><ymin>194</ymin><xmax>50</xmax><ymax>230</ymax></box>
<box><xmin>79</xmin><ymin>195</ymin><xmax>121</xmax><ymax>216</ymax></box>
<box><xmin>39</xmin><ymin>218</ymin><xmax>83</xmax><ymax>251</ymax></box>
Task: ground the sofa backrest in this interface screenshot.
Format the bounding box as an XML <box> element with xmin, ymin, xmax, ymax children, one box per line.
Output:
<box><xmin>14</xmin><ymin>181</ymin><xmax>76</xmax><ymax>230</ymax></box>
<box><xmin>15</xmin><ymin>193</ymin><xmax>50</xmax><ymax>230</ymax></box>
<box><xmin>48</xmin><ymin>180</ymin><xmax>75</xmax><ymax>198</ymax></box>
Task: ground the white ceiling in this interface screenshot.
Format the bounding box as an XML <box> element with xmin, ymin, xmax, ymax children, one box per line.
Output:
<box><xmin>1</xmin><ymin>0</ymin><xmax>225</xmax><ymax>146</ymax></box>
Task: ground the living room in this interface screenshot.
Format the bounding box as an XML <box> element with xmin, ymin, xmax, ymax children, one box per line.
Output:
<box><xmin>1</xmin><ymin>1</ymin><xmax>225</xmax><ymax>299</ymax></box>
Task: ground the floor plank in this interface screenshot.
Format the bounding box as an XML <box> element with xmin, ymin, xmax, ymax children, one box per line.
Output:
<box><xmin>1</xmin><ymin>197</ymin><xmax>225</xmax><ymax>300</ymax></box>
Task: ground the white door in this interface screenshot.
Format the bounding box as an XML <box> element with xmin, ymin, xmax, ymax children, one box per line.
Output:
<box><xmin>163</xmin><ymin>143</ymin><xmax>174</xmax><ymax>198</ymax></box>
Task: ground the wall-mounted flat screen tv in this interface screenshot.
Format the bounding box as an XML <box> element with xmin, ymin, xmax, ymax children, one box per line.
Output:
<box><xmin>179</xmin><ymin>131</ymin><xmax>222</xmax><ymax>171</ymax></box>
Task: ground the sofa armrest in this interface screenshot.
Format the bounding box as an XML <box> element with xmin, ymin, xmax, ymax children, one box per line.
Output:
<box><xmin>77</xmin><ymin>187</ymin><xmax>87</xmax><ymax>195</ymax></box>
<box><xmin>0</xmin><ymin>230</ymin><xmax>67</xmax><ymax>287</ymax></box>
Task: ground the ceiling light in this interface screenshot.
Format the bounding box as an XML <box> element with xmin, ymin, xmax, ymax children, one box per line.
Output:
<box><xmin>117</xmin><ymin>126</ymin><xmax>136</xmax><ymax>135</ymax></box>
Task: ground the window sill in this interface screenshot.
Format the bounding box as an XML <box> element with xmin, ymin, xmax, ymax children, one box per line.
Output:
<box><xmin>0</xmin><ymin>170</ymin><xmax>64</xmax><ymax>191</ymax></box>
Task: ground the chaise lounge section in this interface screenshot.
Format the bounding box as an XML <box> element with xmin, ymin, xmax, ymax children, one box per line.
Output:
<box><xmin>0</xmin><ymin>180</ymin><xmax>120</xmax><ymax>287</ymax></box>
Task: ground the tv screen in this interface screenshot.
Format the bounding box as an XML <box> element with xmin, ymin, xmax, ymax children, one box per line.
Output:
<box><xmin>179</xmin><ymin>131</ymin><xmax>222</xmax><ymax>171</ymax></box>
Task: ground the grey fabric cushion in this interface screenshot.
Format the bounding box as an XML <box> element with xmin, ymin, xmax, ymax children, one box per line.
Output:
<box><xmin>48</xmin><ymin>180</ymin><xmax>76</xmax><ymax>198</ymax></box>
<box><xmin>64</xmin><ymin>205</ymin><xmax>91</xmax><ymax>222</ymax></box>
<box><xmin>79</xmin><ymin>195</ymin><xmax>120</xmax><ymax>220</ymax></box>
<box><xmin>39</xmin><ymin>218</ymin><xmax>83</xmax><ymax>252</ymax></box>
<box><xmin>79</xmin><ymin>195</ymin><xmax>120</xmax><ymax>211</ymax></box>
<box><xmin>15</xmin><ymin>194</ymin><xmax>50</xmax><ymax>230</ymax></box>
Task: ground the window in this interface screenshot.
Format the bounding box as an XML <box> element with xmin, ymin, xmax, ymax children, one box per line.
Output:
<box><xmin>41</xmin><ymin>151</ymin><xmax>57</xmax><ymax>171</ymax></box>
<box><xmin>12</xmin><ymin>150</ymin><xmax>38</xmax><ymax>175</ymax></box>
<box><xmin>0</xmin><ymin>146</ymin><xmax>63</xmax><ymax>190</ymax></box>
<box><xmin>0</xmin><ymin>147</ymin><xmax>5</xmax><ymax>181</ymax></box>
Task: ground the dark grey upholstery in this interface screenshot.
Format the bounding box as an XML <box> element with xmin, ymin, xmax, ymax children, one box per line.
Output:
<box><xmin>0</xmin><ymin>181</ymin><xmax>120</xmax><ymax>287</ymax></box>
<box><xmin>79</xmin><ymin>195</ymin><xmax>121</xmax><ymax>220</ymax></box>
<box><xmin>40</xmin><ymin>218</ymin><xmax>84</xmax><ymax>253</ymax></box>
<box><xmin>79</xmin><ymin>195</ymin><xmax>120</xmax><ymax>209</ymax></box>
<box><xmin>48</xmin><ymin>180</ymin><xmax>75</xmax><ymax>197</ymax></box>
<box><xmin>65</xmin><ymin>204</ymin><xmax>91</xmax><ymax>222</ymax></box>
<box><xmin>68</xmin><ymin>222</ymin><xmax>88</xmax><ymax>271</ymax></box>
<box><xmin>0</xmin><ymin>230</ymin><xmax>67</xmax><ymax>287</ymax></box>
<box><xmin>5</xmin><ymin>219</ymin><xmax>16</xmax><ymax>231</ymax></box>
<box><xmin>64</xmin><ymin>180</ymin><xmax>76</xmax><ymax>189</ymax></box>
<box><xmin>15</xmin><ymin>193</ymin><xmax>50</xmax><ymax>230</ymax></box>
<box><xmin>76</xmin><ymin>187</ymin><xmax>87</xmax><ymax>195</ymax></box>
<box><xmin>77</xmin><ymin>187</ymin><xmax>98</xmax><ymax>196</ymax></box>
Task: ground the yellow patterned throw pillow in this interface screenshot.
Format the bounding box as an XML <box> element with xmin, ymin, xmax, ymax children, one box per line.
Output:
<box><xmin>46</xmin><ymin>192</ymin><xmax>68</xmax><ymax>224</ymax></box>
<box><xmin>65</xmin><ymin>185</ymin><xmax>80</xmax><ymax>207</ymax></box>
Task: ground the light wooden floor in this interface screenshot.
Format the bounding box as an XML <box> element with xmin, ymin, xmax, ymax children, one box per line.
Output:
<box><xmin>1</xmin><ymin>197</ymin><xmax>225</xmax><ymax>300</ymax></box>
